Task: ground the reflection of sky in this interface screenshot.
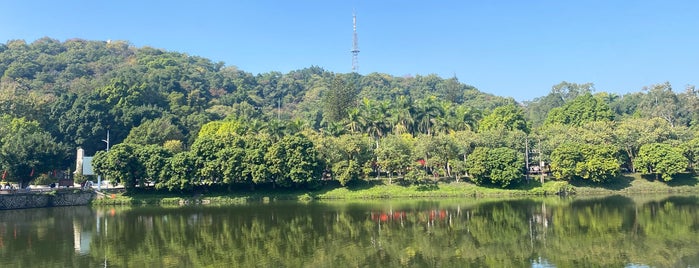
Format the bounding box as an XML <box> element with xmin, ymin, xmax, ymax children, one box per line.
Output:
<box><xmin>531</xmin><ymin>257</ymin><xmax>555</xmax><ymax>268</ymax></box>
<box><xmin>625</xmin><ymin>264</ymin><xmax>651</xmax><ymax>268</ymax></box>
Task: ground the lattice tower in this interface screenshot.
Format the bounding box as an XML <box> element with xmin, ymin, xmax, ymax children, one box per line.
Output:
<box><xmin>351</xmin><ymin>11</ymin><xmax>360</xmax><ymax>72</ymax></box>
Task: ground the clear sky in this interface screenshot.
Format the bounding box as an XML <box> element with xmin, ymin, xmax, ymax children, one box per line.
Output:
<box><xmin>1</xmin><ymin>0</ymin><xmax>698</xmax><ymax>101</ymax></box>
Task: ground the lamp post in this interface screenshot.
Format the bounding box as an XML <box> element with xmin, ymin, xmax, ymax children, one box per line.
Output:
<box><xmin>98</xmin><ymin>130</ymin><xmax>109</xmax><ymax>191</ymax></box>
<box><xmin>102</xmin><ymin>130</ymin><xmax>110</xmax><ymax>152</ymax></box>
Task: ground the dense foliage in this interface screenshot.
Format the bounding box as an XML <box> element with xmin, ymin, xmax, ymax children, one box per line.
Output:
<box><xmin>1</xmin><ymin>38</ymin><xmax>699</xmax><ymax>191</ymax></box>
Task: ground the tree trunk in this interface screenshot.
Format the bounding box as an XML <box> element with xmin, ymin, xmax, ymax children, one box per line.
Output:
<box><xmin>626</xmin><ymin>147</ymin><xmax>636</xmax><ymax>173</ymax></box>
<box><xmin>447</xmin><ymin>161</ymin><xmax>451</xmax><ymax>178</ymax></box>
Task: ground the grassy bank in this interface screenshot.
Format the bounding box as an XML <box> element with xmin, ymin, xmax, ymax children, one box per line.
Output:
<box><xmin>90</xmin><ymin>173</ymin><xmax>699</xmax><ymax>206</ymax></box>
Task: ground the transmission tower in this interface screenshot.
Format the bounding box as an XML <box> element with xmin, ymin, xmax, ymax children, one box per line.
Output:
<box><xmin>351</xmin><ymin>11</ymin><xmax>360</xmax><ymax>72</ymax></box>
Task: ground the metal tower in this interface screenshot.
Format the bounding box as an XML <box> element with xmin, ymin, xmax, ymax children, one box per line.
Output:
<box><xmin>351</xmin><ymin>11</ymin><xmax>360</xmax><ymax>72</ymax></box>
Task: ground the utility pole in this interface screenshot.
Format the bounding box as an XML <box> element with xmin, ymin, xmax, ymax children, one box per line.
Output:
<box><xmin>278</xmin><ymin>98</ymin><xmax>281</xmax><ymax>120</ymax></box>
<box><xmin>525</xmin><ymin>137</ymin><xmax>530</xmax><ymax>181</ymax></box>
<box><xmin>538</xmin><ymin>138</ymin><xmax>544</xmax><ymax>184</ymax></box>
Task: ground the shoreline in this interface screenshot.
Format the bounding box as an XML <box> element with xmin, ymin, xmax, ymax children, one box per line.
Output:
<box><xmin>90</xmin><ymin>173</ymin><xmax>699</xmax><ymax>206</ymax></box>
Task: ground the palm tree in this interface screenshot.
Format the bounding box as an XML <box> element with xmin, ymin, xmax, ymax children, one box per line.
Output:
<box><xmin>414</xmin><ymin>96</ymin><xmax>443</xmax><ymax>135</ymax></box>
<box><xmin>286</xmin><ymin>118</ymin><xmax>308</xmax><ymax>135</ymax></box>
<box><xmin>359</xmin><ymin>98</ymin><xmax>389</xmax><ymax>142</ymax></box>
<box><xmin>261</xmin><ymin>118</ymin><xmax>286</xmax><ymax>141</ymax></box>
<box><xmin>389</xmin><ymin>95</ymin><xmax>414</xmax><ymax>135</ymax></box>
<box><xmin>345</xmin><ymin>107</ymin><xmax>361</xmax><ymax>133</ymax></box>
<box><xmin>322</xmin><ymin>121</ymin><xmax>346</xmax><ymax>137</ymax></box>
<box><xmin>433</xmin><ymin>116</ymin><xmax>452</xmax><ymax>134</ymax></box>
<box><xmin>448</xmin><ymin>104</ymin><xmax>480</xmax><ymax>132</ymax></box>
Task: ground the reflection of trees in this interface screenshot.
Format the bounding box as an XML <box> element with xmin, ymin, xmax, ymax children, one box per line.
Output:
<box><xmin>1</xmin><ymin>196</ymin><xmax>698</xmax><ymax>267</ymax></box>
<box><xmin>544</xmin><ymin>195</ymin><xmax>699</xmax><ymax>267</ymax></box>
<box><xmin>0</xmin><ymin>206</ymin><xmax>95</xmax><ymax>268</ymax></box>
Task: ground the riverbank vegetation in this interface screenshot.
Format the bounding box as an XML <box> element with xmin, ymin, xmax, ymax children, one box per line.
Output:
<box><xmin>1</xmin><ymin>38</ymin><xmax>699</xmax><ymax>195</ymax></box>
<box><xmin>90</xmin><ymin>173</ymin><xmax>699</xmax><ymax>205</ymax></box>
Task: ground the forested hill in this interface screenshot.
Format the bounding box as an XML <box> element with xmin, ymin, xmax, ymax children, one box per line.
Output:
<box><xmin>2</xmin><ymin>37</ymin><xmax>699</xmax><ymax>191</ymax></box>
<box><xmin>0</xmin><ymin>37</ymin><xmax>511</xmax><ymax>154</ymax></box>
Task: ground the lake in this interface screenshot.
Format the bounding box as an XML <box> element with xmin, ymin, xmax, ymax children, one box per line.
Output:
<box><xmin>0</xmin><ymin>195</ymin><xmax>697</xmax><ymax>267</ymax></box>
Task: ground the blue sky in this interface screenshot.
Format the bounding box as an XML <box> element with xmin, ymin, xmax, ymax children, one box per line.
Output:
<box><xmin>1</xmin><ymin>1</ymin><xmax>698</xmax><ymax>101</ymax></box>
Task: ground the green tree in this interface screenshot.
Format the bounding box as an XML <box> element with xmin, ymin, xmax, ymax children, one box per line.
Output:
<box><xmin>465</xmin><ymin>146</ymin><xmax>523</xmax><ymax>187</ymax></box>
<box><xmin>425</xmin><ymin>133</ymin><xmax>460</xmax><ymax>179</ymax></box>
<box><xmin>681</xmin><ymin>136</ymin><xmax>699</xmax><ymax>172</ymax></box>
<box><xmin>634</xmin><ymin>143</ymin><xmax>688</xmax><ymax>181</ymax></box>
<box><xmin>550</xmin><ymin>143</ymin><xmax>620</xmax><ymax>182</ymax></box>
<box><xmin>549</xmin><ymin>143</ymin><xmax>583</xmax><ymax>180</ymax></box>
<box><xmin>215</xmin><ymin>136</ymin><xmax>247</xmax><ymax>186</ymax></box>
<box><xmin>375</xmin><ymin>134</ymin><xmax>414</xmax><ymax>182</ymax></box>
<box><xmin>450</xmin><ymin>130</ymin><xmax>477</xmax><ymax>182</ymax></box>
<box><xmin>677</xmin><ymin>85</ymin><xmax>699</xmax><ymax>127</ymax></box>
<box><xmin>123</xmin><ymin>116</ymin><xmax>185</xmax><ymax>145</ymax></box>
<box><xmin>524</xmin><ymin>81</ymin><xmax>594</xmax><ymax>126</ymax></box>
<box><xmin>158</xmin><ymin>151</ymin><xmax>195</xmax><ymax>191</ymax></box>
<box><xmin>639</xmin><ymin>82</ymin><xmax>681</xmax><ymax>127</ymax></box>
<box><xmin>322</xmin><ymin>76</ymin><xmax>358</xmax><ymax>124</ymax></box>
<box><xmin>264</xmin><ymin>134</ymin><xmax>321</xmax><ymax>188</ymax></box>
<box><xmin>551</xmin><ymin>81</ymin><xmax>594</xmax><ymax>102</ymax></box>
<box><xmin>387</xmin><ymin>95</ymin><xmax>414</xmax><ymax>135</ymax></box>
<box><xmin>242</xmin><ymin>133</ymin><xmax>272</xmax><ymax>186</ymax></box>
<box><xmin>544</xmin><ymin>93</ymin><xmax>613</xmax><ymax>126</ymax></box>
<box><xmin>92</xmin><ymin>143</ymin><xmax>142</xmax><ymax>190</ymax></box>
<box><xmin>575</xmin><ymin>144</ymin><xmax>620</xmax><ymax>183</ymax></box>
<box><xmin>475</xmin><ymin>128</ymin><xmax>528</xmax><ymax>153</ymax></box>
<box><xmin>488</xmin><ymin>147</ymin><xmax>525</xmax><ymax>187</ymax></box>
<box><xmin>0</xmin><ymin>116</ymin><xmax>67</xmax><ymax>187</ymax></box>
<box><xmin>163</xmin><ymin>140</ymin><xmax>184</xmax><ymax>153</ymax></box>
<box><xmin>413</xmin><ymin>96</ymin><xmax>443</xmax><ymax>135</ymax></box>
<box><xmin>317</xmin><ymin>134</ymin><xmax>374</xmax><ymax>186</ymax></box>
<box><xmin>135</xmin><ymin>144</ymin><xmax>172</xmax><ymax>187</ymax></box>
<box><xmin>614</xmin><ymin>117</ymin><xmax>674</xmax><ymax>172</ymax></box>
<box><xmin>55</xmin><ymin>93</ymin><xmax>114</xmax><ymax>154</ymax></box>
<box><xmin>356</xmin><ymin>98</ymin><xmax>390</xmax><ymax>142</ymax></box>
<box><xmin>478</xmin><ymin>104</ymin><xmax>530</xmax><ymax>134</ymax></box>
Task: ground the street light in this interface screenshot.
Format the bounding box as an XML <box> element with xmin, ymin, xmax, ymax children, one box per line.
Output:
<box><xmin>98</xmin><ymin>130</ymin><xmax>109</xmax><ymax>191</ymax></box>
<box><xmin>102</xmin><ymin>130</ymin><xmax>110</xmax><ymax>152</ymax></box>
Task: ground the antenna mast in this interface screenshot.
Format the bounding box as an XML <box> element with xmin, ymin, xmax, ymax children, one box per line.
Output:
<box><xmin>351</xmin><ymin>11</ymin><xmax>360</xmax><ymax>72</ymax></box>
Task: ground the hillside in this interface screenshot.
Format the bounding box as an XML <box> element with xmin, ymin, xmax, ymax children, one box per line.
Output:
<box><xmin>0</xmin><ymin>37</ymin><xmax>512</xmax><ymax>155</ymax></box>
<box><xmin>2</xmin><ymin>38</ymin><xmax>699</xmax><ymax>192</ymax></box>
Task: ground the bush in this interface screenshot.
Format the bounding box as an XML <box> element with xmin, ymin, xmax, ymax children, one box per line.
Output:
<box><xmin>73</xmin><ymin>174</ymin><xmax>88</xmax><ymax>184</ymax></box>
<box><xmin>32</xmin><ymin>174</ymin><xmax>57</xmax><ymax>185</ymax></box>
<box><xmin>405</xmin><ymin>168</ymin><xmax>430</xmax><ymax>185</ymax></box>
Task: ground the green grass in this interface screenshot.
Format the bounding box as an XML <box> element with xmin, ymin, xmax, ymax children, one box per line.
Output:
<box><xmin>571</xmin><ymin>173</ymin><xmax>699</xmax><ymax>195</ymax></box>
<box><xmin>89</xmin><ymin>174</ymin><xmax>699</xmax><ymax>206</ymax></box>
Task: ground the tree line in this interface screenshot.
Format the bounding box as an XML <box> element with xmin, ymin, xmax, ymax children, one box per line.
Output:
<box><xmin>1</xmin><ymin>38</ymin><xmax>698</xmax><ymax>191</ymax></box>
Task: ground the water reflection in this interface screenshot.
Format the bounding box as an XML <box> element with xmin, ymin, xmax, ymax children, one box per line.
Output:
<box><xmin>0</xmin><ymin>195</ymin><xmax>697</xmax><ymax>267</ymax></box>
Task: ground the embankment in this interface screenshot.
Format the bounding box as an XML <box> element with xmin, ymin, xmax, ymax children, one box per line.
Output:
<box><xmin>0</xmin><ymin>190</ymin><xmax>94</xmax><ymax>210</ymax></box>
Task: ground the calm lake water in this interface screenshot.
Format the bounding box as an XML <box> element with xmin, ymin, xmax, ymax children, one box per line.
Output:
<box><xmin>0</xmin><ymin>195</ymin><xmax>698</xmax><ymax>267</ymax></box>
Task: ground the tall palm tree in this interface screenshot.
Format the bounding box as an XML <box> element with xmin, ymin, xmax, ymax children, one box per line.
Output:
<box><xmin>322</xmin><ymin>121</ymin><xmax>346</xmax><ymax>137</ymax></box>
<box><xmin>389</xmin><ymin>95</ymin><xmax>414</xmax><ymax>135</ymax></box>
<box><xmin>286</xmin><ymin>118</ymin><xmax>308</xmax><ymax>135</ymax></box>
<box><xmin>360</xmin><ymin>98</ymin><xmax>388</xmax><ymax>141</ymax></box>
<box><xmin>448</xmin><ymin>104</ymin><xmax>480</xmax><ymax>132</ymax></box>
<box><xmin>414</xmin><ymin>96</ymin><xmax>443</xmax><ymax>135</ymax></box>
<box><xmin>345</xmin><ymin>107</ymin><xmax>361</xmax><ymax>133</ymax></box>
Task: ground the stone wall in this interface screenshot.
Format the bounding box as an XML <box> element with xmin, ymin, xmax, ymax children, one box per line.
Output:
<box><xmin>0</xmin><ymin>191</ymin><xmax>94</xmax><ymax>210</ymax></box>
